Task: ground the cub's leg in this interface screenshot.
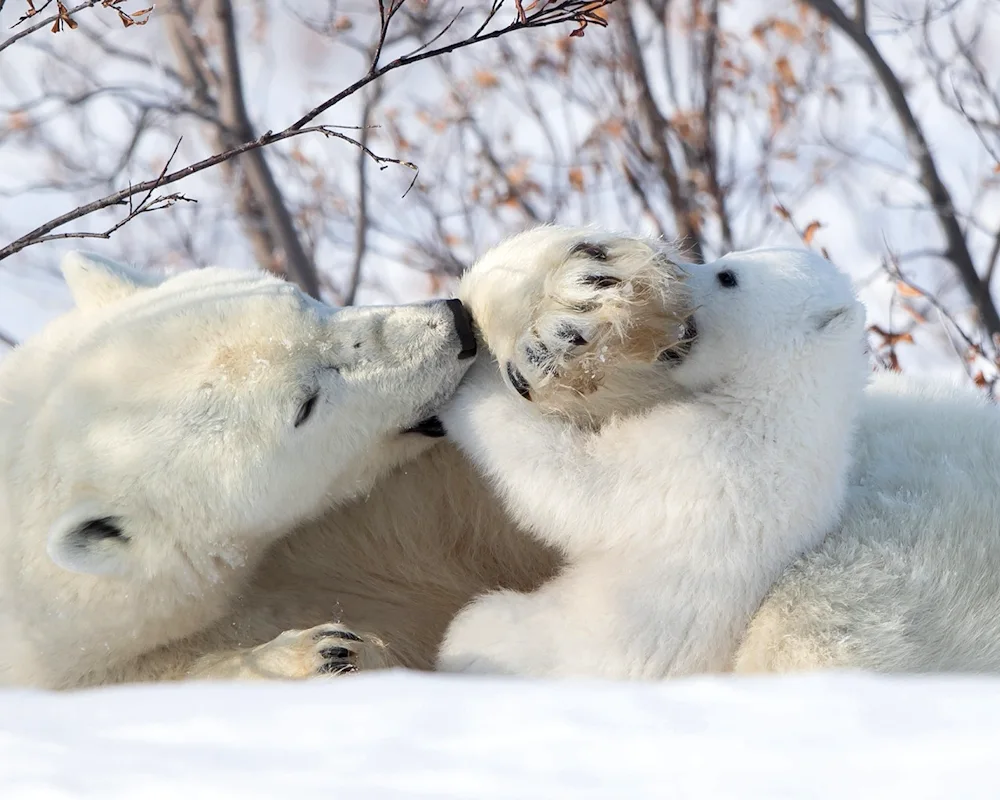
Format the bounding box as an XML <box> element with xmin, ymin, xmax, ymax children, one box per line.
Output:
<box><xmin>438</xmin><ymin>555</ymin><xmax>705</xmax><ymax>679</ymax></box>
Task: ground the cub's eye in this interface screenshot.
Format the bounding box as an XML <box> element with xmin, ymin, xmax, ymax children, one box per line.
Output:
<box><xmin>717</xmin><ymin>269</ymin><xmax>738</xmax><ymax>288</ymax></box>
<box><xmin>294</xmin><ymin>392</ymin><xmax>320</xmax><ymax>428</ymax></box>
<box><xmin>571</xmin><ymin>242</ymin><xmax>609</xmax><ymax>261</ymax></box>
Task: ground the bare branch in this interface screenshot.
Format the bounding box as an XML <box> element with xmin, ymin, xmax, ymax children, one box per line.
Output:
<box><xmin>700</xmin><ymin>0</ymin><xmax>733</xmax><ymax>252</ymax></box>
<box><xmin>344</xmin><ymin>82</ymin><xmax>384</xmax><ymax>306</ymax></box>
<box><xmin>212</xmin><ymin>0</ymin><xmax>319</xmax><ymax>297</ymax></box>
<box><xmin>0</xmin><ymin>125</ymin><xmax>412</xmax><ymax>262</ymax></box>
<box><xmin>618</xmin><ymin>2</ymin><xmax>705</xmax><ymax>262</ymax></box>
<box><xmin>0</xmin><ymin>325</ymin><xmax>18</xmax><ymax>349</ymax></box>
<box><xmin>0</xmin><ymin>0</ymin><xmax>99</xmax><ymax>55</ymax></box>
<box><xmin>289</xmin><ymin>1</ymin><xmax>619</xmax><ymax>132</ymax></box>
<box><xmin>802</xmin><ymin>0</ymin><xmax>1000</xmax><ymax>337</ymax></box>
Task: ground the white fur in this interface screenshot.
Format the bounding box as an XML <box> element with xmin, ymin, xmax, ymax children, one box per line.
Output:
<box><xmin>9</xmin><ymin>227</ymin><xmax>1000</xmax><ymax>690</ymax></box>
<box><xmin>437</xmin><ymin>240</ymin><xmax>869</xmax><ymax>678</ymax></box>
<box><xmin>735</xmin><ymin>369</ymin><xmax>1000</xmax><ymax>673</ymax></box>
<box><xmin>0</xmin><ymin>252</ymin><xmax>473</xmax><ymax>688</ymax></box>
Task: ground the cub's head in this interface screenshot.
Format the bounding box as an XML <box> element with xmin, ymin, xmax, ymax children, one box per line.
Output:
<box><xmin>3</xmin><ymin>253</ymin><xmax>475</xmax><ymax>580</ymax></box>
<box><xmin>458</xmin><ymin>225</ymin><xmax>692</xmax><ymax>422</ymax></box>
<box><xmin>666</xmin><ymin>247</ymin><xmax>866</xmax><ymax>394</ymax></box>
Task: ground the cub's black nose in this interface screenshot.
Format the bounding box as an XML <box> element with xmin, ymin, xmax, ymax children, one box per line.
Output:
<box><xmin>446</xmin><ymin>298</ymin><xmax>477</xmax><ymax>360</ymax></box>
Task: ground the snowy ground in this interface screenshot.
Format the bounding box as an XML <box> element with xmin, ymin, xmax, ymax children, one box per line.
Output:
<box><xmin>1</xmin><ymin>669</ymin><xmax>997</xmax><ymax>799</ymax></box>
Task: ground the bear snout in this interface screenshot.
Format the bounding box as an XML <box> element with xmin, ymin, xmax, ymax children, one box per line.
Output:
<box><xmin>445</xmin><ymin>299</ymin><xmax>478</xmax><ymax>360</ymax></box>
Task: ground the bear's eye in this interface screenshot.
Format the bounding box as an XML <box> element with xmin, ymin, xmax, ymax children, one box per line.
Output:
<box><xmin>294</xmin><ymin>392</ymin><xmax>320</xmax><ymax>428</ymax></box>
<box><xmin>717</xmin><ymin>269</ymin><xmax>738</xmax><ymax>289</ymax></box>
<box><xmin>571</xmin><ymin>242</ymin><xmax>609</xmax><ymax>261</ymax></box>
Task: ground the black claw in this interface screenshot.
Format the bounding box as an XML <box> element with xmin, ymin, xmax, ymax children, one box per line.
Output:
<box><xmin>506</xmin><ymin>363</ymin><xmax>532</xmax><ymax>401</ymax></box>
<box><xmin>524</xmin><ymin>341</ymin><xmax>550</xmax><ymax>369</ymax></box>
<box><xmin>314</xmin><ymin>628</ymin><xmax>363</xmax><ymax>642</ymax></box>
<box><xmin>557</xmin><ymin>324</ymin><xmax>587</xmax><ymax>346</ymax></box>
<box><xmin>571</xmin><ymin>242</ymin><xmax>609</xmax><ymax>261</ymax></box>
<box><xmin>582</xmin><ymin>274</ymin><xmax>620</xmax><ymax>289</ymax></box>
<box><xmin>318</xmin><ymin>661</ymin><xmax>357</xmax><ymax>676</ymax></box>
<box><xmin>319</xmin><ymin>646</ymin><xmax>353</xmax><ymax>660</ymax></box>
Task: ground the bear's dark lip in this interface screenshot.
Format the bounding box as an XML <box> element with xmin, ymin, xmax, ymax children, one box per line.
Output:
<box><xmin>402</xmin><ymin>415</ymin><xmax>446</xmax><ymax>438</ymax></box>
<box><xmin>658</xmin><ymin>315</ymin><xmax>698</xmax><ymax>366</ymax></box>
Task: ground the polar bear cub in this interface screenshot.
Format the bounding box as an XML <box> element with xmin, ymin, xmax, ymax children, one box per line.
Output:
<box><xmin>438</xmin><ymin>232</ymin><xmax>868</xmax><ymax>678</ymax></box>
<box><xmin>0</xmin><ymin>252</ymin><xmax>476</xmax><ymax>689</ymax></box>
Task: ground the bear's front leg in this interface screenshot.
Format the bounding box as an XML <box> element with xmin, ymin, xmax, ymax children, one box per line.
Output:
<box><xmin>185</xmin><ymin>623</ymin><xmax>392</xmax><ymax>681</ymax></box>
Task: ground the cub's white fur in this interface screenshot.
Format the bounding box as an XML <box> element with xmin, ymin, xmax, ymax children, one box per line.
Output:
<box><xmin>437</xmin><ymin>243</ymin><xmax>869</xmax><ymax>677</ymax></box>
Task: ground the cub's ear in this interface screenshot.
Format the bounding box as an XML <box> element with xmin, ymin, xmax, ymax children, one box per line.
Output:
<box><xmin>47</xmin><ymin>502</ymin><xmax>131</xmax><ymax>577</ymax></box>
<box><xmin>60</xmin><ymin>251</ymin><xmax>165</xmax><ymax>311</ymax></box>
<box><xmin>812</xmin><ymin>300</ymin><xmax>863</xmax><ymax>334</ymax></box>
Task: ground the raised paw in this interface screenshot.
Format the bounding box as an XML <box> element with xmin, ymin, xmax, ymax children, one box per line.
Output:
<box><xmin>246</xmin><ymin>623</ymin><xmax>388</xmax><ymax>680</ymax></box>
<box><xmin>459</xmin><ymin>228</ymin><xmax>692</xmax><ymax>416</ymax></box>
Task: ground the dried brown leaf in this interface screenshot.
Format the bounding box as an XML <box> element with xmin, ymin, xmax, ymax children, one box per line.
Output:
<box><xmin>868</xmin><ymin>324</ymin><xmax>914</xmax><ymax>347</ymax></box>
<box><xmin>895</xmin><ymin>281</ymin><xmax>924</xmax><ymax>299</ymax></box>
<box><xmin>773</xmin><ymin>19</ymin><xmax>804</xmax><ymax>41</ymax></box>
<box><xmin>802</xmin><ymin>220</ymin><xmax>821</xmax><ymax>244</ymax></box>
<box><xmin>6</xmin><ymin>111</ymin><xmax>32</xmax><ymax>132</ymax></box>
<box><xmin>775</xmin><ymin>56</ymin><xmax>797</xmax><ymax>88</ymax></box>
<box><xmin>473</xmin><ymin>70</ymin><xmax>500</xmax><ymax>89</ymax></box>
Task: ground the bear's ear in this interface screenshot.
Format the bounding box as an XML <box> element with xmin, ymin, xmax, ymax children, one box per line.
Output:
<box><xmin>812</xmin><ymin>301</ymin><xmax>862</xmax><ymax>335</ymax></box>
<box><xmin>47</xmin><ymin>502</ymin><xmax>131</xmax><ymax>577</ymax></box>
<box><xmin>60</xmin><ymin>251</ymin><xmax>165</xmax><ymax>311</ymax></box>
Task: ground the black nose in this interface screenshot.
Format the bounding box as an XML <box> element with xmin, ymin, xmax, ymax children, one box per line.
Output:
<box><xmin>445</xmin><ymin>299</ymin><xmax>477</xmax><ymax>360</ymax></box>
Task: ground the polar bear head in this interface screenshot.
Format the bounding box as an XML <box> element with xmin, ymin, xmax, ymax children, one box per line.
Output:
<box><xmin>1</xmin><ymin>253</ymin><xmax>476</xmax><ymax>581</ymax></box>
<box><xmin>460</xmin><ymin>227</ymin><xmax>864</xmax><ymax>421</ymax></box>
<box><xmin>665</xmin><ymin>247</ymin><xmax>866</xmax><ymax>395</ymax></box>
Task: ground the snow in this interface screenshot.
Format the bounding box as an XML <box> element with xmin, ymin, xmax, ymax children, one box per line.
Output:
<box><xmin>1</xmin><ymin>670</ymin><xmax>997</xmax><ymax>799</ymax></box>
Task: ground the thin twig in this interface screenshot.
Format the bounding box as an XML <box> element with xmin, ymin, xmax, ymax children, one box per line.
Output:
<box><xmin>289</xmin><ymin>1</ymin><xmax>616</xmax><ymax>132</ymax></box>
<box><xmin>0</xmin><ymin>126</ymin><xmax>412</xmax><ymax>262</ymax></box>
<box><xmin>1</xmin><ymin>0</ymin><xmax>99</xmax><ymax>56</ymax></box>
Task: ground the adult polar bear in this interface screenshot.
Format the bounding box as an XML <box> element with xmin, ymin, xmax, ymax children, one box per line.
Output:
<box><xmin>1</xmin><ymin>227</ymin><xmax>999</xmax><ymax>689</ymax></box>
<box><xmin>0</xmin><ymin>258</ymin><xmax>491</xmax><ymax>688</ymax></box>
